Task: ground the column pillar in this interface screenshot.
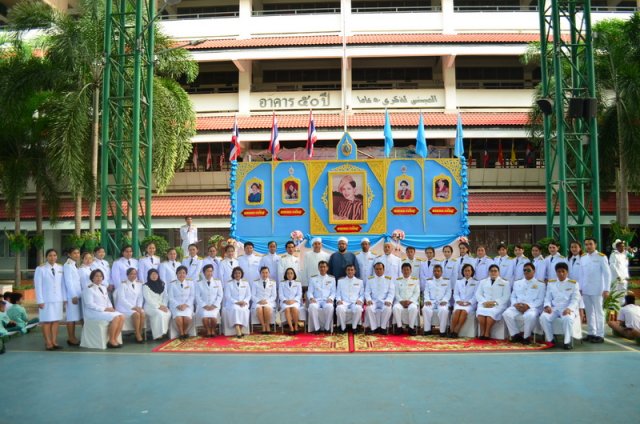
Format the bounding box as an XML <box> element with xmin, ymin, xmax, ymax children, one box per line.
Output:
<box><xmin>239</xmin><ymin>0</ymin><xmax>252</xmax><ymax>39</ymax></box>
<box><xmin>235</xmin><ymin>60</ymin><xmax>253</xmax><ymax>116</ymax></box>
<box><xmin>441</xmin><ymin>0</ymin><xmax>455</xmax><ymax>34</ymax></box>
<box><xmin>442</xmin><ymin>55</ymin><xmax>457</xmax><ymax>113</ymax></box>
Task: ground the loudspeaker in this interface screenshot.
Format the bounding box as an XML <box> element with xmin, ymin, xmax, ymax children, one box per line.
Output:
<box><xmin>568</xmin><ymin>97</ymin><xmax>584</xmax><ymax>118</ymax></box>
<box><xmin>583</xmin><ymin>98</ymin><xmax>597</xmax><ymax>119</ymax></box>
<box><xmin>536</xmin><ymin>98</ymin><xmax>554</xmax><ymax>116</ymax></box>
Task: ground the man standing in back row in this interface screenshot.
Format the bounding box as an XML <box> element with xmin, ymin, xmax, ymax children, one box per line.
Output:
<box><xmin>579</xmin><ymin>238</ymin><xmax>611</xmax><ymax>343</ymax></box>
<box><xmin>329</xmin><ymin>237</ymin><xmax>359</xmax><ymax>282</ymax></box>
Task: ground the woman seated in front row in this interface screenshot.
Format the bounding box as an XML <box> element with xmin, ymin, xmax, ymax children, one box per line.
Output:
<box><xmin>114</xmin><ymin>268</ymin><xmax>146</xmax><ymax>343</ymax></box>
<box><xmin>223</xmin><ymin>266</ymin><xmax>251</xmax><ymax>338</ymax></box>
<box><xmin>196</xmin><ymin>264</ymin><xmax>223</xmax><ymax>337</ymax></box>
<box><xmin>167</xmin><ymin>265</ymin><xmax>195</xmax><ymax>340</ymax></box>
<box><xmin>142</xmin><ymin>269</ymin><xmax>171</xmax><ymax>340</ymax></box>
<box><xmin>475</xmin><ymin>264</ymin><xmax>511</xmax><ymax>340</ymax></box>
<box><xmin>279</xmin><ymin>267</ymin><xmax>302</xmax><ymax>334</ymax></box>
<box><xmin>83</xmin><ymin>269</ymin><xmax>125</xmax><ymax>348</ymax></box>
<box><xmin>449</xmin><ymin>264</ymin><xmax>479</xmax><ymax>338</ymax></box>
<box><xmin>251</xmin><ymin>266</ymin><xmax>277</xmax><ymax>334</ymax></box>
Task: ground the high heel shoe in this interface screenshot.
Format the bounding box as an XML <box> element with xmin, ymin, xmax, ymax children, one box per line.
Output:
<box><xmin>67</xmin><ymin>340</ymin><xmax>80</xmax><ymax>347</ymax></box>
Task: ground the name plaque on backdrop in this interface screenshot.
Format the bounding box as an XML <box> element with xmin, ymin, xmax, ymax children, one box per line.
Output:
<box><xmin>230</xmin><ymin>134</ymin><xmax>468</xmax><ymax>253</ymax></box>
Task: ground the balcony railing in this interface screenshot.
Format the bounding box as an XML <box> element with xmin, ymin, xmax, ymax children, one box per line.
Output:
<box><xmin>160</xmin><ymin>11</ymin><xmax>239</xmax><ymax>20</ymax></box>
<box><xmin>352</xmin><ymin>5</ymin><xmax>441</xmax><ymax>13</ymax></box>
<box><xmin>252</xmin><ymin>8</ymin><xmax>341</xmax><ymax>16</ymax></box>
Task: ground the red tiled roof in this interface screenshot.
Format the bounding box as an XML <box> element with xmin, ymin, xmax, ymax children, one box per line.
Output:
<box><xmin>186</xmin><ymin>33</ymin><xmax>541</xmax><ymax>50</ymax></box>
<box><xmin>3</xmin><ymin>193</ymin><xmax>638</xmax><ymax>221</ymax></box>
<box><xmin>196</xmin><ymin>112</ymin><xmax>530</xmax><ymax>131</ymax></box>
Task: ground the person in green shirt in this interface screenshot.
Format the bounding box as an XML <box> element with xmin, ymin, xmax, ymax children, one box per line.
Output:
<box><xmin>7</xmin><ymin>293</ymin><xmax>38</xmax><ymax>334</ymax></box>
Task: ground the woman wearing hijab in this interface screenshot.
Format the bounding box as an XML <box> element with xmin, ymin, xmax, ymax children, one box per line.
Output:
<box><xmin>167</xmin><ymin>265</ymin><xmax>195</xmax><ymax>339</ymax></box>
<box><xmin>83</xmin><ymin>269</ymin><xmax>125</xmax><ymax>348</ymax></box>
<box><xmin>279</xmin><ymin>267</ymin><xmax>302</xmax><ymax>334</ymax></box>
<box><xmin>475</xmin><ymin>264</ymin><xmax>511</xmax><ymax>340</ymax></box>
<box><xmin>143</xmin><ymin>269</ymin><xmax>171</xmax><ymax>340</ymax></box>
<box><xmin>114</xmin><ymin>268</ymin><xmax>146</xmax><ymax>343</ymax></box>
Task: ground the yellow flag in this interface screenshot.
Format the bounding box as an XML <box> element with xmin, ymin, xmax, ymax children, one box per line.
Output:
<box><xmin>510</xmin><ymin>141</ymin><xmax>517</xmax><ymax>166</ymax></box>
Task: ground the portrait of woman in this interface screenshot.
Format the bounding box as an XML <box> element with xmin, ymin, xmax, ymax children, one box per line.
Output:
<box><xmin>282</xmin><ymin>178</ymin><xmax>300</xmax><ymax>204</ymax></box>
<box><xmin>434</xmin><ymin>177</ymin><xmax>451</xmax><ymax>202</ymax></box>
<box><xmin>330</xmin><ymin>173</ymin><xmax>365</xmax><ymax>223</ymax></box>
<box><xmin>247</xmin><ymin>180</ymin><xmax>263</xmax><ymax>204</ymax></box>
<box><xmin>395</xmin><ymin>176</ymin><xmax>414</xmax><ymax>202</ymax></box>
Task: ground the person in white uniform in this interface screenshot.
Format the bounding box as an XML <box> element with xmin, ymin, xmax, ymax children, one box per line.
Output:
<box><xmin>356</xmin><ymin>237</ymin><xmax>376</xmax><ymax>280</ymax></box>
<box><xmin>179</xmin><ymin>216</ymin><xmax>198</xmax><ymax>256</ymax></box>
<box><xmin>377</xmin><ymin>242</ymin><xmax>402</xmax><ymax>280</ymax></box>
<box><xmin>259</xmin><ymin>241</ymin><xmax>280</xmax><ymax>285</ymax></box>
<box><xmin>142</xmin><ymin>269</ymin><xmax>171</xmax><ymax>340</ymax></box>
<box><xmin>422</xmin><ymin>264</ymin><xmax>452</xmax><ymax>336</ymax></box>
<box><xmin>364</xmin><ymin>262</ymin><xmax>394</xmax><ymax>334</ymax></box>
<box><xmin>402</xmin><ymin>246</ymin><xmax>422</xmax><ymax>279</ymax></box>
<box><xmin>539</xmin><ymin>262</ymin><xmax>580</xmax><ymax>349</ymax></box>
<box><xmin>418</xmin><ymin>247</ymin><xmax>439</xmax><ymax>293</ymax></box>
<box><xmin>63</xmin><ymin>247</ymin><xmax>82</xmax><ymax>346</ymax></box>
<box><xmin>494</xmin><ymin>244</ymin><xmax>515</xmax><ymax>283</ymax></box>
<box><xmin>202</xmin><ymin>245</ymin><xmax>221</xmax><ymax>281</ymax></box>
<box><xmin>335</xmin><ymin>264</ymin><xmax>364</xmax><ymax>333</ymax></box>
<box><xmin>440</xmin><ymin>245</ymin><xmax>459</xmax><ymax>284</ymax></box>
<box><xmin>159</xmin><ymin>248</ymin><xmax>180</xmax><ymax>287</ymax></box>
<box><xmin>302</xmin><ymin>237</ymin><xmax>330</xmax><ymax>287</ymax></box>
<box><xmin>457</xmin><ymin>242</ymin><xmax>475</xmax><ymax>280</ymax></box>
<box><xmin>530</xmin><ymin>244</ymin><xmax>547</xmax><ymax>283</ymax></box>
<box><xmin>115</xmin><ymin>268</ymin><xmax>145</xmax><ymax>343</ymax></box>
<box><xmin>503</xmin><ymin>263</ymin><xmax>546</xmax><ymax>344</ymax></box>
<box><xmin>138</xmin><ymin>242</ymin><xmax>161</xmax><ymax>284</ymax></box>
<box><xmin>182</xmin><ymin>243</ymin><xmax>204</xmax><ymax>282</ymax></box>
<box><xmin>278</xmin><ymin>241</ymin><xmax>300</xmax><ymax>285</ymax></box>
<box><xmin>251</xmin><ymin>266</ymin><xmax>277</xmax><ymax>334</ymax></box>
<box><xmin>610</xmin><ymin>239</ymin><xmax>632</xmax><ymax>304</ymax></box>
<box><xmin>476</xmin><ymin>264</ymin><xmax>511</xmax><ymax>340</ymax></box>
<box><xmin>392</xmin><ymin>263</ymin><xmax>420</xmax><ymax>335</ymax></box>
<box><xmin>219</xmin><ymin>245</ymin><xmax>239</xmax><ymax>284</ymax></box>
<box><xmin>111</xmin><ymin>245</ymin><xmax>138</xmax><ymax>291</ymax></box>
<box><xmin>608</xmin><ymin>294</ymin><xmax>640</xmax><ymax>339</ymax></box>
<box><xmin>568</xmin><ymin>241</ymin><xmax>587</xmax><ymax>323</ymax></box>
<box><xmin>449</xmin><ymin>264</ymin><xmax>479</xmax><ymax>338</ymax></box>
<box><xmin>78</xmin><ymin>252</ymin><xmax>94</xmax><ymax>292</ymax></box>
<box><xmin>196</xmin><ymin>264</ymin><xmax>223</xmax><ymax>337</ymax></box>
<box><xmin>35</xmin><ymin>249</ymin><xmax>65</xmax><ymax>351</ymax></box>
<box><xmin>307</xmin><ymin>261</ymin><xmax>336</xmax><ymax>334</ymax></box>
<box><xmin>511</xmin><ymin>244</ymin><xmax>531</xmax><ymax>283</ymax></box>
<box><xmin>279</xmin><ymin>267</ymin><xmax>303</xmax><ymax>334</ymax></box>
<box><xmin>544</xmin><ymin>241</ymin><xmax>567</xmax><ymax>283</ymax></box>
<box><xmin>579</xmin><ymin>237</ymin><xmax>612</xmax><ymax>343</ymax></box>
<box><xmin>83</xmin><ymin>269</ymin><xmax>124</xmax><ymax>348</ymax></box>
<box><xmin>237</xmin><ymin>241</ymin><xmax>262</xmax><ymax>286</ymax></box>
<box><xmin>167</xmin><ymin>266</ymin><xmax>195</xmax><ymax>340</ymax></box>
<box><xmin>91</xmin><ymin>246</ymin><xmax>110</xmax><ymax>289</ymax></box>
<box><xmin>473</xmin><ymin>246</ymin><xmax>494</xmax><ymax>282</ymax></box>
<box><xmin>222</xmin><ymin>267</ymin><xmax>251</xmax><ymax>338</ymax></box>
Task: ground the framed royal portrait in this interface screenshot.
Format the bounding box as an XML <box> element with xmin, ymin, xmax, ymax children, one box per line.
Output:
<box><xmin>433</xmin><ymin>175</ymin><xmax>452</xmax><ymax>202</ymax></box>
<box><xmin>246</xmin><ymin>178</ymin><xmax>264</xmax><ymax>205</ymax></box>
<box><xmin>395</xmin><ymin>175</ymin><xmax>414</xmax><ymax>203</ymax></box>
<box><xmin>328</xmin><ymin>171</ymin><xmax>367</xmax><ymax>224</ymax></box>
<box><xmin>282</xmin><ymin>177</ymin><xmax>301</xmax><ymax>204</ymax></box>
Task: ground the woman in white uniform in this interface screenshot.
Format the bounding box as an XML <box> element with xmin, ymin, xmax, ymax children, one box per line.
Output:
<box><xmin>476</xmin><ymin>264</ymin><xmax>511</xmax><ymax>340</ymax></box>
<box><xmin>252</xmin><ymin>266</ymin><xmax>277</xmax><ymax>334</ymax></box>
<box><xmin>196</xmin><ymin>264</ymin><xmax>223</xmax><ymax>337</ymax></box>
<box><xmin>143</xmin><ymin>269</ymin><xmax>171</xmax><ymax>340</ymax></box>
<box><xmin>110</xmin><ymin>245</ymin><xmax>139</xmax><ymax>291</ymax></box>
<box><xmin>114</xmin><ymin>268</ymin><xmax>146</xmax><ymax>343</ymax></box>
<box><xmin>35</xmin><ymin>249</ymin><xmax>65</xmax><ymax>351</ymax></box>
<box><xmin>78</xmin><ymin>252</ymin><xmax>94</xmax><ymax>291</ymax></box>
<box><xmin>83</xmin><ymin>269</ymin><xmax>125</xmax><ymax>348</ymax></box>
<box><xmin>449</xmin><ymin>264</ymin><xmax>479</xmax><ymax>338</ymax></box>
<box><xmin>167</xmin><ymin>265</ymin><xmax>195</xmax><ymax>340</ymax></box>
<box><xmin>138</xmin><ymin>242</ymin><xmax>161</xmax><ymax>284</ymax></box>
<box><xmin>63</xmin><ymin>247</ymin><xmax>82</xmax><ymax>346</ymax></box>
<box><xmin>222</xmin><ymin>266</ymin><xmax>251</xmax><ymax>338</ymax></box>
<box><xmin>279</xmin><ymin>267</ymin><xmax>302</xmax><ymax>334</ymax></box>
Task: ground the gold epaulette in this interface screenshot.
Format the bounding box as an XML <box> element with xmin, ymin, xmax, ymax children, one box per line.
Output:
<box><xmin>568</xmin><ymin>279</ymin><xmax>577</xmax><ymax>284</ymax></box>
<box><xmin>598</xmin><ymin>252</ymin><xmax>606</xmax><ymax>257</ymax></box>
<box><xmin>368</xmin><ymin>276</ymin><xmax>375</xmax><ymax>279</ymax></box>
<box><xmin>548</xmin><ymin>279</ymin><xmax>557</xmax><ymax>283</ymax></box>
<box><xmin>411</xmin><ymin>276</ymin><xmax>419</xmax><ymax>280</ymax></box>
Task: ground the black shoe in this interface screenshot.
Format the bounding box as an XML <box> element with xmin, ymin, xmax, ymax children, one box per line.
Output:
<box><xmin>563</xmin><ymin>343</ymin><xmax>573</xmax><ymax>350</ymax></box>
<box><xmin>478</xmin><ymin>336</ymin><xmax>488</xmax><ymax>341</ymax></box>
<box><xmin>107</xmin><ymin>342</ymin><xmax>119</xmax><ymax>349</ymax></box>
<box><xmin>511</xmin><ymin>334</ymin><xmax>523</xmax><ymax>343</ymax></box>
<box><xmin>584</xmin><ymin>335</ymin><xmax>594</xmax><ymax>342</ymax></box>
<box><xmin>439</xmin><ymin>333</ymin><xmax>447</xmax><ymax>338</ymax></box>
<box><xmin>591</xmin><ymin>336</ymin><xmax>604</xmax><ymax>343</ymax></box>
<box><xmin>136</xmin><ymin>338</ymin><xmax>145</xmax><ymax>344</ymax></box>
<box><xmin>521</xmin><ymin>337</ymin><xmax>532</xmax><ymax>345</ymax></box>
<box><xmin>394</xmin><ymin>327</ymin><xmax>404</xmax><ymax>335</ymax></box>
<box><xmin>53</xmin><ymin>345</ymin><xmax>63</xmax><ymax>350</ymax></box>
<box><xmin>67</xmin><ymin>340</ymin><xmax>80</xmax><ymax>347</ymax></box>
<box><xmin>408</xmin><ymin>328</ymin><xmax>417</xmax><ymax>336</ymax></box>
<box><xmin>449</xmin><ymin>332</ymin><xmax>458</xmax><ymax>339</ymax></box>
<box><xmin>423</xmin><ymin>330</ymin><xmax>433</xmax><ymax>336</ymax></box>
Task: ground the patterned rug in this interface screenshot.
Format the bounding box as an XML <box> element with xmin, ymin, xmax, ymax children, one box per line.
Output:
<box><xmin>152</xmin><ymin>333</ymin><xmax>352</xmax><ymax>354</ymax></box>
<box><xmin>353</xmin><ymin>333</ymin><xmax>551</xmax><ymax>353</ymax></box>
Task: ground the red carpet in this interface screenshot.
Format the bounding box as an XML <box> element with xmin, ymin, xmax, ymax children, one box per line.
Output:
<box><xmin>152</xmin><ymin>332</ymin><xmax>550</xmax><ymax>354</ymax></box>
<box><xmin>353</xmin><ymin>333</ymin><xmax>551</xmax><ymax>353</ymax></box>
<box><xmin>152</xmin><ymin>333</ymin><xmax>351</xmax><ymax>354</ymax></box>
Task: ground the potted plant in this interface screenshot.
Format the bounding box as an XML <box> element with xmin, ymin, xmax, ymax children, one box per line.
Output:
<box><xmin>141</xmin><ymin>234</ymin><xmax>170</xmax><ymax>259</ymax></box>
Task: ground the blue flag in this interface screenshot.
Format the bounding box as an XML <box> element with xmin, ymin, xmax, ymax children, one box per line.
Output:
<box><xmin>416</xmin><ymin>112</ymin><xmax>428</xmax><ymax>158</ymax></box>
<box><xmin>454</xmin><ymin>113</ymin><xmax>464</xmax><ymax>158</ymax></box>
<box><xmin>383</xmin><ymin>110</ymin><xmax>393</xmax><ymax>158</ymax></box>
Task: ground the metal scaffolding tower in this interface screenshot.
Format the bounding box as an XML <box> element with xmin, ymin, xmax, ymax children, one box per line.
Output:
<box><xmin>538</xmin><ymin>0</ymin><xmax>601</xmax><ymax>253</ymax></box>
<box><xmin>100</xmin><ymin>0</ymin><xmax>157</xmax><ymax>256</ymax></box>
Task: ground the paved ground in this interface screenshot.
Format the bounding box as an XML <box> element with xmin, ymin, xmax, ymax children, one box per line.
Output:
<box><xmin>1</xmin><ymin>327</ymin><xmax>639</xmax><ymax>424</ymax></box>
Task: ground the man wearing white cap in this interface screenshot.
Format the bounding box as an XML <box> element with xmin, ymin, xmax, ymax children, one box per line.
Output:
<box><xmin>356</xmin><ymin>237</ymin><xmax>376</xmax><ymax>280</ymax></box>
<box><xmin>329</xmin><ymin>237</ymin><xmax>359</xmax><ymax>281</ymax></box>
<box><xmin>302</xmin><ymin>237</ymin><xmax>330</xmax><ymax>287</ymax></box>
<box><xmin>610</xmin><ymin>239</ymin><xmax>632</xmax><ymax>304</ymax></box>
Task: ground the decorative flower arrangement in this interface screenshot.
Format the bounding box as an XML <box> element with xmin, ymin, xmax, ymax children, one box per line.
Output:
<box><xmin>290</xmin><ymin>230</ymin><xmax>304</xmax><ymax>246</ymax></box>
<box><xmin>458</xmin><ymin>236</ymin><xmax>469</xmax><ymax>244</ymax></box>
<box><xmin>391</xmin><ymin>229</ymin><xmax>405</xmax><ymax>241</ymax></box>
<box><xmin>221</xmin><ymin>238</ymin><xmax>237</xmax><ymax>248</ymax></box>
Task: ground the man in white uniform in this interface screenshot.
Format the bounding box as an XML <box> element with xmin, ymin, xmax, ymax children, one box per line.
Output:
<box><xmin>259</xmin><ymin>241</ymin><xmax>280</xmax><ymax>284</ymax></box>
<box><xmin>540</xmin><ymin>262</ymin><xmax>580</xmax><ymax>349</ymax></box>
<box><xmin>307</xmin><ymin>261</ymin><xmax>336</xmax><ymax>334</ymax></box>
<box><xmin>608</xmin><ymin>294</ymin><xmax>640</xmax><ymax>339</ymax></box>
<box><xmin>182</xmin><ymin>244</ymin><xmax>204</xmax><ymax>282</ymax></box>
<box><xmin>579</xmin><ymin>237</ymin><xmax>611</xmax><ymax>343</ymax></box>
<box><xmin>237</xmin><ymin>241</ymin><xmax>262</xmax><ymax>285</ymax></box>
<box><xmin>335</xmin><ymin>264</ymin><xmax>364</xmax><ymax>333</ymax></box>
<box><xmin>609</xmin><ymin>239</ymin><xmax>632</xmax><ymax>303</ymax></box>
<box><xmin>219</xmin><ymin>245</ymin><xmax>239</xmax><ymax>284</ymax></box>
<box><xmin>179</xmin><ymin>216</ymin><xmax>198</xmax><ymax>256</ymax></box>
<box><xmin>422</xmin><ymin>264</ymin><xmax>452</xmax><ymax>336</ymax></box>
<box><xmin>511</xmin><ymin>244</ymin><xmax>531</xmax><ymax>282</ymax></box>
<box><xmin>503</xmin><ymin>263</ymin><xmax>545</xmax><ymax>344</ymax></box>
<box><xmin>364</xmin><ymin>262</ymin><xmax>394</xmax><ymax>334</ymax></box>
<box><xmin>356</xmin><ymin>237</ymin><xmax>376</xmax><ymax>280</ymax></box>
<box><xmin>302</xmin><ymin>237</ymin><xmax>330</xmax><ymax>287</ymax></box>
<box><xmin>278</xmin><ymin>241</ymin><xmax>300</xmax><ymax>284</ymax></box>
<box><xmin>376</xmin><ymin>242</ymin><xmax>402</xmax><ymax>279</ymax></box>
<box><xmin>544</xmin><ymin>241</ymin><xmax>567</xmax><ymax>283</ymax></box>
<box><xmin>494</xmin><ymin>244</ymin><xmax>515</xmax><ymax>283</ymax></box>
<box><xmin>392</xmin><ymin>263</ymin><xmax>420</xmax><ymax>335</ymax></box>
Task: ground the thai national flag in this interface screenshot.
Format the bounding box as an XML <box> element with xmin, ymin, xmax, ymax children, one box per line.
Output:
<box><xmin>306</xmin><ymin>110</ymin><xmax>317</xmax><ymax>159</ymax></box>
<box><xmin>269</xmin><ymin>112</ymin><xmax>280</xmax><ymax>159</ymax></box>
<box><xmin>229</xmin><ymin>116</ymin><xmax>241</xmax><ymax>161</ymax></box>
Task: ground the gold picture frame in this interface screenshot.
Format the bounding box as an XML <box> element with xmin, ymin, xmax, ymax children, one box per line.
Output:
<box><xmin>282</xmin><ymin>177</ymin><xmax>301</xmax><ymax>204</ymax></box>
<box><xmin>432</xmin><ymin>175</ymin><xmax>452</xmax><ymax>202</ymax></box>
<box><xmin>395</xmin><ymin>175</ymin><xmax>414</xmax><ymax>203</ymax></box>
<box><xmin>328</xmin><ymin>171</ymin><xmax>367</xmax><ymax>224</ymax></box>
<box><xmin>246</xmin><ymin>178</ymin><xmax>264</xmax><ymax>205</ymax></box>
